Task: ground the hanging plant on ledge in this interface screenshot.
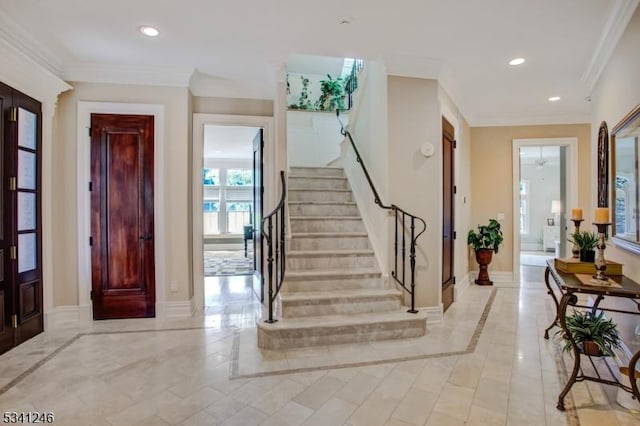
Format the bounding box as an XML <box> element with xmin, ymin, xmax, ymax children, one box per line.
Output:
<box><xmin>315</xmin><ymin>74</ymin><xmax>346</xmax><ymax>111</ymax></box>
<box><xmin>288</xmin><ymin>75</ymin><xmax>313</xmax><ymax>110</ymax></box>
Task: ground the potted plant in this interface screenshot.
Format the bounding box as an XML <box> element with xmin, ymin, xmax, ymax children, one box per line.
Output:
<box><xmin>557</xmin><ymin>309</ymin><xmax>621</xmax><ymax>356</ymax></box>
<box><xmin>568</xmin><ymin>231</ymin><xmax>598</xmax><ymax>262</ymax></box>
<box><xmin>467</xmin><ymin>219</ymin><xmax>504</xmax><ymax>286</ymax></box>
<box><xmin>315</xmin><ymin>74</ymin><xmax>345</xmax><ymax>111</ymax></box>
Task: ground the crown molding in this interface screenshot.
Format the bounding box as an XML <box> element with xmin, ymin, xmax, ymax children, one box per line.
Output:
<box><xmin>468</xmin><ymin>112</ymin><xmax>591</xmax><ymax>128</ymax></box>
<box><xmin>64</xmin><ymin>63</ymin><xmax>195</xmax><ymax>87</ymax></box>
<box><xmin>0</xmin><ymin>10</ymin><xmax>64</xmax><ymax>76</ymax></box>
<box><xmin>189</xmin><ymin>71</ymin><xmax>274</xmax><ymax>99</ymax></box>
<box><xmin>582</xmin><ymin>0</ymin><xmax>640</xmax><ymax>92</ymax></box>
<box><xmin>381</xmin><ymin>53</ymin><xmax>444</xmax><ymax>79</ymax></box>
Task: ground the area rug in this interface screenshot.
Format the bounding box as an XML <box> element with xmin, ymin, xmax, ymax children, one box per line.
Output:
<box><xmin>204</xmin><ymin>250</ymin><xmax>254</xmax><ymax>276</ymax></box>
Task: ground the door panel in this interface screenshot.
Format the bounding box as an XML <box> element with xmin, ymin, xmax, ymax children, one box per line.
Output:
<box><xmin>91</xmin><ymin>114</ymin><xmax>155</xmax><ymax>319</ymax></box>
<box><xmin>252</xmin><ymin>129</ymin><xmax>264</xmax><ymax>302</ymax></box>
<box><xmin>442</xmin><ymin>117</ymin><xmax>455</xmax><ymax>312</ymax></box>
<box><xmin>0</xmin><ymin>81</ymin><xmax>43</xmax><ymax>354</ymax></box>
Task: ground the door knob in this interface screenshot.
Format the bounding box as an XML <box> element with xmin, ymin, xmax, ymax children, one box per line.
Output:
<box><xmin>140</xmin><ymin>234</ymin><xmax>152</xmax><ymax>240</ymax></box>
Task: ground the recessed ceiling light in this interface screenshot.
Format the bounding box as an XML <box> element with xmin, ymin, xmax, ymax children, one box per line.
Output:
<box><xmin>338</xmin><ymin>17</ymin><xmax>353</xmax><ymax>25</ymax></box>
<box><xmin>509</xmin><ymin>57</ymin><xmax>526</xmax><ymax>66</ymax></box>
<box><xmin>139</xmin><ymin>26</ymin><xmax>159</xmax><ymax>37</ymax></box>
<box><xmin>548</xmin><ymin>96</ymin><xmax>561</xmax><ymax>102</ymax></box>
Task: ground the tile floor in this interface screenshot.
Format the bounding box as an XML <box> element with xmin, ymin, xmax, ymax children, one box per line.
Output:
<box><xmin>1</xmin><ymin>268</ymin><xmax>639</xmax><ymax>425</ymax></box>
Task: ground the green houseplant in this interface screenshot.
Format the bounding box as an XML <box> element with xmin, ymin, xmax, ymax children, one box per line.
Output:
<box><xmin>315</xmin><ymin>74</ymin><xmax>345</xmax><ymax>111</ymax></box>
<box><xmin>288</xmin><ymin>75</ymin><xmax>313</xmax><ymax>110</ymax></box>
<box><xmin>467</xmin><ymin>219</ymin><xmax>504</xmax><ymax>286</ymax></box>
<box><xmin>557</xmin><ymin>309</ymin><xmax>621</xmax><ymax>356</ymax></box>
<box><xmin>568</xmin><ymin>231</ymin><xmax>598</xmax><ymax>262</ymax></box>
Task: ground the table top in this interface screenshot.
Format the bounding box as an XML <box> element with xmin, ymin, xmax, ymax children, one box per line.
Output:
<box><xmin>546</xmin><ymin>259</ymin><xmax>640</xmax><ymax>298</ymax></box>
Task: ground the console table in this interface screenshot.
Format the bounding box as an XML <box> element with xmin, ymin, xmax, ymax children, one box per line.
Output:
<box><xmin>543</xmin><ymin>259</ymin><xmax>640</xmax><ymax>410</ymax></box>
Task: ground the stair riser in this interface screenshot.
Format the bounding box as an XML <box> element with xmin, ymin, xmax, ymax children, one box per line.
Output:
<box><xmin>282</xmin><ymin>297</ymin><xmax>402</xmax><ymax>318</ymax></box>
<box><xmin>284</xmin><ymin>276</ymin><xmax>384</xmax><ymax>292</ymax></box>
<box><xmin>288</xmin><ymin>177</ymin><xmax>349</xmax><ymax>190</ymax></box>
<box><xmin>289</xmin><ymin>190</ymin><xmax>352</xmax><ymax>202</ymax></box>
<box><xmin>289</xmin><ymin>167</ymin><xmax>344</xmax><ymax>177</ymax></box>
<box><xmin>289</xmin><ymin>203</ymin><xmax>360</xmax><ymax>216</ymax></box>
<box><xmin>290</xmin><ymin>219</ymin><xmax>364</xmax><ymax>233</ymax></box>
<box><xmin>288</xmin><ymin>254</ymin><xmax>376</xmax><ymax>270</ymax></box>
<box><xmin>257</xmin><ymin>318</ymin><xmax>427</xmax><ymax>349</ymax></box>
<box><xmin>290</xmin><ymin>236</ymin><xmax>370</xmax><ymax>250</ymax></box>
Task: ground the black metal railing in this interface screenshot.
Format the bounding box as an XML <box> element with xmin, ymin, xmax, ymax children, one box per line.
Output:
<box><xmin>263</xmin><ymin>171</ymin><xmax>287</xmax><ymax>323</ymax></box>
<box><xmin>336</xmin><ymin>111</ymin><xmax>426</xmax><ymax>313</ymax></box>
<box><xmin>343</xmin><ymin>59</ymin><xmax>364</xmax><ymax>111</ymax></box>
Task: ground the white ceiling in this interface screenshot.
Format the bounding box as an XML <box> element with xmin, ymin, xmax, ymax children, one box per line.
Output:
<box><xmin>1</xmin><ymin>0</ymin><xmax>637</xmax><ymax>126</ymax></box>
<box><xmin>203</xmin><ymin>126</ymin><xmax>258</xmax><ymax>159</ymax></box>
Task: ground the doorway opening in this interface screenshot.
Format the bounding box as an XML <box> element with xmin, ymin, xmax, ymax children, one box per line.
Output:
<box><xmin>512</xmin><ymin>138</ymin><xmax>578</xmax><ymax>279</ymax></box>
<box><xmin>201</xmin><ymin>125</ymin><xmax>260</xmax><ymax>312</ymax></box>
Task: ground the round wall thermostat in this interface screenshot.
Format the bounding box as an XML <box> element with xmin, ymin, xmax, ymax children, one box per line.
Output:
<box><xmin>421</xmin><ymin>142</ymin><xmax>435</xmax><ymax>157</ymax></box>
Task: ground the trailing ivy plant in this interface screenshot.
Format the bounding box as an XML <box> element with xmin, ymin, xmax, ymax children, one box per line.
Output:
<box><xmin>288</xmin><ymin>76</ymin><xmax>313</xmax><ymax>110</ymax></box>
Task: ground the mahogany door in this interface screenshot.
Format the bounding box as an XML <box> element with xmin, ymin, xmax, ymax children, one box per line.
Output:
<box><xmin>252</xmin><ymin>129</ymin><xmax>264</xmax><ymax>302</ymax></box>
<box><xmin>0</xmin><ymin>82</ymin><xmax>43</xmax><ymax>355</ymax></box>
<box><xmin>442</xmin><ymin>117</ymin><xmax>455</xmax><ymax>312</ymax></box>
<box><xmin>90</xmin><ymin>114</ymin><xmax>155</xmax><ymax>319</ymax></box>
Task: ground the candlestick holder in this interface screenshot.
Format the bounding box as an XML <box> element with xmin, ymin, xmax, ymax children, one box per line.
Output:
<box><xmin>593</xmin><ymin>222</ymin><xmax>611</xmax><ymax>281</ymax></box>
<box><xmin>570</xmin><ymin>219</ymin><xmax>584</xmax><ymax>259</ymax></box>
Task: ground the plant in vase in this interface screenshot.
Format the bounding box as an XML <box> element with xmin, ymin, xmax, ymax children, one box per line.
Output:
<box><xmin>315</xmin><ymin>74</ymin><xmax>346</xmax><ymax>111</ymax></box>
<box><xmin>557</xmin><ymin>309</ymin><xmax>621</xmax><ymax>356</ymax></box>
<box><xmin>568</xmin><ymin>231</ymin><xmax>598</xmax><ymax>262</ymax></box>
<box><xmin>467</xmin><ymin>219</ymin><xmax>504</xmax><ymax>286</ymax></box>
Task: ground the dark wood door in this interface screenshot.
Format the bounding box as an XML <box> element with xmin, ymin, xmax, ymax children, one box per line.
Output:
<box><xmin>252</xmin><ymin>129</ymin><xmax>264</xmax><ymax>302</ymax></box>
<box><xmin>0</xmin><ymin>82</ymin><xmax>43</xmax><ymax>355</ymax></box>
<box><xmin>90</xmin><ymin>114</ymin><xmax>155</xmax><ymax>319</ymax></box>
<box><xmin>442</xmin><ymin>117</ymin><xmax>455</xmax><ymax>312</ymax></box>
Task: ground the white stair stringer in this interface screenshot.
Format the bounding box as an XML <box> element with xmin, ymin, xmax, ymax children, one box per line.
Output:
<box><xmin>257</xmin><ymin>166</ymin><xmax>427</xmax><ymax>349</ymax></box>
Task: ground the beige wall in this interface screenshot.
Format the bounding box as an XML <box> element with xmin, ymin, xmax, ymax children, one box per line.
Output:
<box><xmin>591</xmin><ymin>5</ymin><xmax>640</xmax><ymax>285</ymax></box>
<box><xmin>53</xmin><ymin>82</ymin><xmax>191</xmax><ymax>306</ymax></box>
<box><xmin>470</xmin><ymin>124</ymin><xmax>591</xmax><ymax>273</ymax></box>
<box><xmin>193</xmin><ymin>96</ymin><xmax>273</xmax><ymax>116</ymax></box>
<box><xmin>387</xmin><ymin>76</ymin><xmax>442</xmax><ymax>308</ymax></box>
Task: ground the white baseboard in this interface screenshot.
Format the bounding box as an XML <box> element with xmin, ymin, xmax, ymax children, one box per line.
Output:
<box><xmin>160</xmin><ymin>299</ymin><xmax>195</xmax><ymax>319</ymax></box>
<box><xmin>420</xmin><ymin>305</ymin><xmax>444</xmax><ymax>323</ymax></box>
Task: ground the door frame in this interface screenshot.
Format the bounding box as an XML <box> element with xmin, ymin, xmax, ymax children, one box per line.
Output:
<box><xmin>192</xmin><ymin>113</ymin><xmax>274</xmax><ymax>314</ymax></box>
<box><xmin>77</xmin><ymin>102</ymin><xmax>166</xmax><ymax>322</ymax></box>
<box><xmin>512</xmin><ymin>137</ymin><xmax>578</xmax><ymax>282</ymax></box>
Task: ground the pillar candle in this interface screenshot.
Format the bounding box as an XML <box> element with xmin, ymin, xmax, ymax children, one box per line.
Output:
<box><xmin>571</xmin><ymin>208</ymin><xmax>583</xmax><ymax>220</ymax></box>
<box><xmin>594</xmin><ymin>207</ymin><xmax>609</xmax><ymax>223</ymax></box>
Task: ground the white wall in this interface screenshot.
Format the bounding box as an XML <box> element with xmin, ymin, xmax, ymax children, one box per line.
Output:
<box><xmin>287</xmin><ymin>111</ymin><xmax>346</xmax><ymax>166</ymax></box>
<box><xmin>520</xmin><ymin>162</ymin><xmax>561</xmax><ymax>250</ymax></box>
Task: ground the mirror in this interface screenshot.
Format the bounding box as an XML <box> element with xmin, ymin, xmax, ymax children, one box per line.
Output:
<box><xmin>612</xmin><ymin>104</ymin><xmax>640</xmax><ymax>254</ymax></box>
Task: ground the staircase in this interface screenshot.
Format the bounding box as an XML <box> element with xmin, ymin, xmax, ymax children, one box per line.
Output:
<box><xmin>257</xmin><ymin>166</ymin><xmax>427</xmax><ymax>349</ymax></box>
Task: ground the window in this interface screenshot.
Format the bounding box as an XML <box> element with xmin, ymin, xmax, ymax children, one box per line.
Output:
<box><xmin>203</xmin><ymin>166</ymin><xmax>252</xmax><ymax>234</ymax></box>
<box><xmin>203</xmin><ymin>168</ymin><xmax>219</xmax><ymax>185</ymax></box>
<box><xmin>226</xmin><ymin>169</ymin><xmax>252</xmax><ymax>186</ymax></box>
<box><xmin>520</xmin><ymin>180</ymin><xmax>530</xmax><ymax>234</ymax></box>
<box><xmin>227</xmin><ymin>202</ymin><xmax>251</xmax><ymax>233</ymax></box>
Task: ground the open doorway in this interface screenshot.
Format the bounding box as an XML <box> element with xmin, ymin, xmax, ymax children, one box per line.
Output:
<box><xmin>202</xmin><ymin>125</ymin><xmax>260</xmax><ymax>311</ymax></box>
<box><xmin>512</xmin><ymin>138</ymin><xmax>578</xmax><ymax>279</ymax></box>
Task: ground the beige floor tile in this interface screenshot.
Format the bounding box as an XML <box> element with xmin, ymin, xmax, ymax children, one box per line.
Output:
<box><xmin>344</xmin><ymin>391</ymin><xmax>400</xmax><ymax>426</ymax></box>
<box><xmin>384</xmin><ymin>418</ymin><xmax>413</xmax><ymax>426</ymax></box>
<box><xmin>261</xmin><ymin>401</ymin><xmax>314</xmax><ymax>426</ymax></box>
<box><xmin>390</xmin><ymin>389</ymin><xmax>439</xmax><ymax>426</ymax></box>
<box><xmin>466</xmin><ymin>405</ymin><xmax>507</xmax><ymax>426</ymax></box>
<box><xmin>334</xmin><ymin>371</ymin><xmax>381</xmax><ymax>405</ymax></box>
<box><xmin>472</xmin><ymin>377</ymin><xmax>510</xmax><ymax>413</ymax></box>
<box><xmin>292</xmin><ymin>375</ymin><xmax>345</xmax><ymax>410</ymax></box>
<box><xmin>249</xmin><ymin>378</ymin><xmax>307</xmax><ymax>415</ymax></box>
<box><xmin>180</xmin><ymin>410</ymin><xmax>219</xmax><ymax>426</ymax></box>
<box><xmin>302</xmin><ymin>397</ymin><xmax>357</xmax><ymax>426</ymax></box>
<box><xmin>432</xmin><ymin>383</ymin><xmax>475</xmax><ymax>422</ymax></box>
<box><xmin>425</xmin><ymin>410</ymin><xmax>466</xmax><ymax>426</ymax></box>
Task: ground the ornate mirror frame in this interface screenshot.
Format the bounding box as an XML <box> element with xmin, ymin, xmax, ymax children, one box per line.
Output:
<box><xmin>611</xmin><ymin>104</ymin><xmax>640</xmax><ymax>255</ymax></box>
<box><xmin>597</xmin><ymin>121</ymin><xmax>609</xmax><ymax>208</ymax></box>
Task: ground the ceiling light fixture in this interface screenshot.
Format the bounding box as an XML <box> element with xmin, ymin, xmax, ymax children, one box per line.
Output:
<box><xmin>548</xmin><ymin>96</ymin><xmax>561</xmax><ymax>102</ymax></box>
<box><xmin>139</xmin><ymin>26</ymin><xmax>160</xmax><ymax>37</ymax></box>
<box><xmin>509</xmin><ymin>57</ymin><xmax>526</xmax><ymax>66</ymax></box>
<box><xmin>338</xmin><ymin>17</ymin><xmax>353</xmax><ymax>25</ymax></box>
